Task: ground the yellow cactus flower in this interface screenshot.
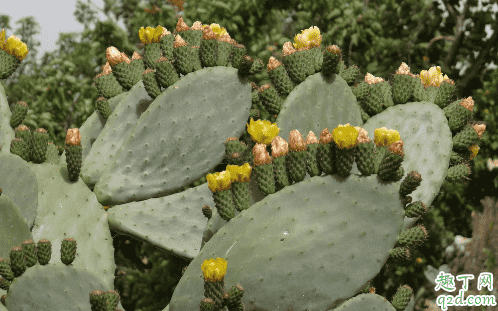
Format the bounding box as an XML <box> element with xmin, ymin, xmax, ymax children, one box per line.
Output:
<box><xmin>469</xmin><ymin>145</ymin><xmax>479</xmax><ymax>160</ymax></box>
<box><xmin>374</xmin><ymin>127</ymin><xmax>401</xmax><ymax>147</ymax></box>
<box><xmin>139</xmin><ymin>25</ymin><xmax>164</xmax><ymax>44</ymax></box>
<box><xmin>246</xmin><ymin>118</ymin><xmax>280</xmax><ymax>145</ymax></box>
<box><xmin>3</xmin><ymin>34</ymin><xmax>29</xmax><ymax>61</ymax></box>
<box><xmin>0</xmin><ymin>29</ymin><xmax>5</xmax><ymax>50</ymax></box>
<box><xmin>293</xmin><ymin>26</ymin><xmax>322</xmax><ymax>49</ymax></box>
<box><xmin>332</xmin><ymin>124</ymin><xmax>359</xmax><ymax>149</ymax></box>
<box><xmin>419</xmin><ymin>66</ymin><xmax>449</xmax><ymax>88</ymax></box>
<box><xmin>305</xmin><ymin>26</ymin><xmax>321</xmax><ymax>47</ymax></box>
<box><xmin>293</xmin><ymin>31</ymin><xmax>309</xmax><ymax>50</ymax></box>
<box><xmin>201</xmin><ymin>257</ymin><xmax>228</xmax><ymax>282</ymax></box>
<box><xmin>206</xmin><ymin>171</ymin><xmax>232</xmax><ymax>192</ymax></box>
<box><xmin>226</xmin><ymin>163</ymin><xmax>252</xmax><ymax>183</ymax></box>
<box><xmin>203</xmin><ymin>24</ymin><xmax>228</xmax><ymax>39</ymax></box>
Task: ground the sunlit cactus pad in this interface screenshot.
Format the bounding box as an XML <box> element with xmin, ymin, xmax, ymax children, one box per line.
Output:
<box><xmin>28</xmin><ymin>162</ymin><xmax>115</xmax><ymax>287</ymax></box>
<box><xmin>81</xmin><ymin>80</ymin><xmax>154</xmax><ymax>187</ymax></box>
<box><xmin>0</xmin><ymin>83</ymin><xmax>14</xmax><ymax>152</ymax></box>
<box><xmin>334</xmin><ymin>293</ymin><xmax>397</xmax><ymax>311</ymax></box>
<box><xmin>78</xmin><ymin>91</ymin><xmax>129</xmax><ymax>160</ymax></box>
<box><xmin>107</xmin><ymin>182</ymin><xmax>216</xmax><ymax>260</ymax></box>
<box><xmin>5</xmin><ymin>264</ymin><xmax>122</xmax><ymax>311</ymax></box>
<box><xmin>0</xmin><ymin>152</ymin><xmax>38</xmax><ymax>229</ymax></box>
<box><xmin>92</xmin><ymin>66</ymin><xmax>252</xmax><ymax>206</ymax></box>
<box><xmin>170</xmin><ymin>174</ymin><xmax>406</xmax><ymax>310</ymax></box>
<box><xmin>361</xmin><ymin>101</ymin><xmax>453</xmax><ymax>229</ymax></box>
<box><xmin>276</xmin><ymin>73</ymin><xmax>362</xmax><ymax>140</ymax></box>
<box><xmin>0</xmin><ymin>194</ymin><xmax>33</xmax><ymax>259</ymax></box>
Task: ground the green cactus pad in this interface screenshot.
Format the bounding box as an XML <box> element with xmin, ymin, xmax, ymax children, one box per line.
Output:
<box><xmin>77</xmin><ymin>92</ymin><xmax>128</xmax><ymax>160</ymax></box>
<box><xmin>361</xmin><ymin>102</ymin><xmax>453</xmax><ymax>230</ymax></box>
<box><xmin>107</xmin><ymin>183</ymin><xmax>215</xmax><ymax>260</ymax></box>
<box><xmin>170</xmin><ymin>174</ymin><xmax>405</xmax><ymax>310</ymax></box>
<box><xmin>0</xmin><ymin>195</ymin><xmax>33</xmax><ymax>260</ymax></box>
<box><xmin>93</xmin><ymin>67</ymin><xmax>252</xmax><ymax>205</ymax></box>
<box><xmin>277</xmin><ymin>74</ymin><xmax>362</xmax><ymax>142</ymax></box>
<box><xmin>0</xmin><ymin>152</ymin><xmax>38</xmax><ymax>229</ymax></box>
<box><xmin>27</xmin><ymin>162</ymin><xmax>115</xmax><ymax>288</ymax></box>
<box><xmin>0</xmin><ymin>83</ymin><xmax>15</xmax><ymax>154</ymax></box>
<box><xmin>45</xmin><ymin>143</ymin><xmax>60</xmax><ymax>165</ymax></box>
<box><xmin>5</xmin><ymin>264</ymin><xmax>122</xmax><ymax>311</ymax></box>
<box><xmin>334</xmin><ymin>293</ymin><xmax>397</xmax><ymax>311</ymax></box>
<box><xmin>81</xmin><ymin>80</ymin><xmax>153</xmax><ymax>188</ymax></box>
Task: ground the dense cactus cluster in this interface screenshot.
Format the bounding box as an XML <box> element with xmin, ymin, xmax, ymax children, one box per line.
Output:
<box><xmin>0</xmin><ymin>17</ymin><xmax>488</xmax><ymax>311</ymax></box>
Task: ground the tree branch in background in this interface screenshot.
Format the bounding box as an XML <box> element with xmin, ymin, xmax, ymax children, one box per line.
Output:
<box><xmin>425</xmin><ymin>36</ymin><xmax>455</xmax><ymax>60</ymax></box>
<box><xmin>444</xmin><ymin>0</ymin><xmax>472</xmax><ymax>67</ymax></box>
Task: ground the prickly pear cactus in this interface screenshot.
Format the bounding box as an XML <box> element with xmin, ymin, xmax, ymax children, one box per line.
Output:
<box><xmin>0</xmin><ymin>21</ymin><xmax>486</xmax><ymax>311</ymax></box>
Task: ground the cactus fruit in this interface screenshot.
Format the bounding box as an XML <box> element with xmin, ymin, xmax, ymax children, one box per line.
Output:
<box><xmin>31</xmin><ymin>128</ymin><xmax>49</xmax><ymax>163</ymax></box>
<box><xmin>0</xmin><ymin>278</ymin><xmax>10</xmax><ymax>291</ymax></box>
<box><xmin>227</xmin><ymin>164</ymin><xmax>252</xmax><ymax>212</ymax></box>
<box><xmin>399</xmin><ymin>171</ymin><xmax>422</xmax><ymax>196</ymax></box>
<box><xmin>60</xmin><ymin>238</ymin><xmax>77</xmax><ymax>265</ymax></box>
<box><xmin>10</xmin><ymin>137</ymin><xmax>30</xmax><ymax>161</ymax></box>
<box><xmin>9</xmin><ymin>246</ymin><xmax>26</xmax><ymax>277</ymax></box>
<box><xmin>270</xmin><ymin>136</ymin><xmax>291</xmax><ymax>189</ymax></box>
<box><xmin>36</xmin><ymin>239</ymin><xmax>51</xmax><ymax>266</ymax></box>
<box><xmin>65</xmin><ymin>128</ymin><xmax>82</xmax><ymax>182</ymax></box>
<box><xmin>206</xmin><ymin>171</ymin><xmax>236</xmax><ymax>222</ymax></box>
<box><xmin>389</xmin><ymin>247</ymin><xmax>411</xmax><ymax>262</ymax></box>
<box><xmin>391</xmin><ymin>285</ymin><xmax>413</xmax><ymax>311</ymax></box>
<box><xmin>200</xmin><ymin>297</ymin><xmax>217</xmax><ymax>311</ymax></box>
<box><xmin>89</xmin><ymin>290</ymin><xmax>107</xmax><ymax>311</ymax></box>
<box><xmin>251</xmin><ymin>143</ymin><xmax>275</xmax><ymax>195</ymax></box>
<box><xmin>103</xmin><ymin>290</ymin><xmax>121</xmax><ymax>310</ymax></box>
<box><xmin>0</xmin><ymin>258</ymin><xmax>14</xmax><ymax>281</ymax></box>
<box><xmin>9</xmin><ymin>101</ymin><xmax>28</xmax><ymax>129</ymax></box>
<box><xmin>304</xmin><ymin>131</ymin><xmax>321</xmax><ymax>177</ymax></box>
<box><xmin>398</xmin><ymin>225</ymin><xmax>428</xmax><ymax>246</ymax></box>
<box><xmin>286</xmin><ymin>130</ymin><xmax>307</xmax><ymax>182</ymax></box>
<box><xmin>21</xmin><ymin>239</ymin><xmax>37</xmax><ymax>267</ymax></box>
<box><xmin>404</xmin><ymin>201</ymin><xmax>428</xmax><ymax>218</ymax></box>
<box><xmin>93</xmin><ymin>62</ymin><xmax>124</xmax><ymax>99</ymax></box>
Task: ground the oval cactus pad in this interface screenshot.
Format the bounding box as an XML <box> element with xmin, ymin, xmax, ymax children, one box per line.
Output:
<box><xmin>276</xmin><ymin>73</ymin><xmax>363</xmax><ymax>142</ymax></box>
<box><xmin>93</xmin><ymin>67</ymin><xmax>252</xmax><ymax>205</ymax></box>
<box><xmin>361</xmin><ymin>101</ymin><xmax>453</xmax><ymax>229</ymax></box>
<box><xmin>170</xmin><ymin>174</ymin><xmax>405</xmax><ymax>310</ymax></box>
